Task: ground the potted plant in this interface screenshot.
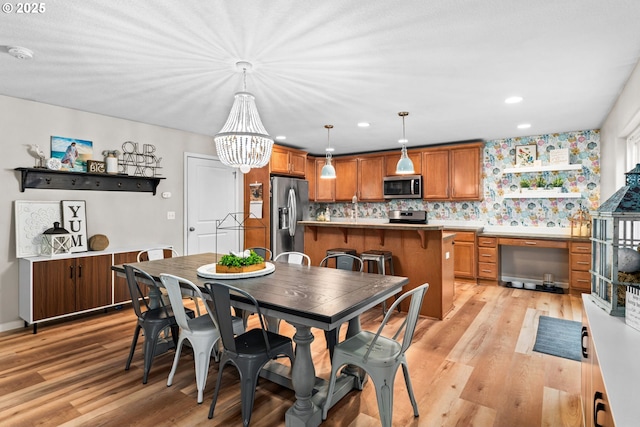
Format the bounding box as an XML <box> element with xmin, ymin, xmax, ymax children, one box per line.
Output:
<box><xmin>519</xmin><ymin>178</ymin><xmax>531</xmax><ymax>192</ymax></box>
<box><xmin>534</xmin><ymin>175</ymin><xmax>547</xmax><ymax>190</ymax></box>
<box><xmin>551</xmin><ymin>176</ymin><xmax>564</xmax><ymax>189</ymax></box>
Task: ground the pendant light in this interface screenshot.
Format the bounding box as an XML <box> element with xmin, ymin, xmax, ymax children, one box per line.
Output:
<box><xmin>320</xmin><ymin>125</ymin><xmax>336</xmax><ymax>179</ymax></box>
<box><xmin>395</xmin><ymin>111</ymin><xmax>415</xmax><ymax>174</ymax></box>
<box><xmin>214</xmin><ymin>61</ymin><xmax>274</xmax><ymax>174</ymax></box>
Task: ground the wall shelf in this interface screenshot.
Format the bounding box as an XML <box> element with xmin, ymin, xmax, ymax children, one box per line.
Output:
<box><xmin>15</xmin><ymin>167</ymin><xmax>164</xmax><ymax>194</ymax></box>
<box><xmin>502</xmin><ymin>164</ymin><xmax>582</xmax><ymax>174</ymax></box>
<box><xmin>503</xmin><ymin>191</ymin><xmax>581</xmax><ymax>199</ymax></box>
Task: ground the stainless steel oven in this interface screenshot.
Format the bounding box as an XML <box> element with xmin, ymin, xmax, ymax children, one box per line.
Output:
<box><xmin>383</xmin><ymin>175</ymin><xmax>422</xmax><ymax>199</ymax></box>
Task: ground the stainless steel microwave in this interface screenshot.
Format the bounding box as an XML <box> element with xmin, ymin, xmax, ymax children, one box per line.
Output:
<box><xmin>383</xmin><ymin>175</ymin><xmax>422</xmax><ymax>199</ymax></box>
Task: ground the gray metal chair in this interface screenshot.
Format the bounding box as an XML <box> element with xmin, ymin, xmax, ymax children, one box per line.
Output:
<box><xmin>322</xmin><ymin>283</ymin><xmax>429</xmax><ymax>427</ymax></box>
<box><xmin>205</xmin><ymin>281</ymin><xmax>294</xmax><ymax>427</ymax></box>
<box><xmin>273</xmin><ymin>251</ymin><xmax>311</xmax><ymax>266</ymax></box>
<box><xmin>246</xmin><ymin>246</ymin><xmax>272</xmax><ymax>261</ymax></box>
<box><xmin>123</xmin><ymin>264</ymin><xmax>179</xmax><ymax>384</ymax></box>
<box><xmin>319</xmin><ymin>253</ymin><xmax>364</xmax><ymax>356</ymax></box>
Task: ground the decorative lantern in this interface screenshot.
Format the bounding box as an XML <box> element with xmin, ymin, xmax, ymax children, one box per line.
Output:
<box><xmin>570</xmin><ymin>206</ymin><xmax>591</xmax><ymax>237</ymax></box>
<box><xmin>40</xmin><ymin>222</ymin><xmax>72</xmax><ymax>257</ymax></box>
<box><xmin>591</xmin><ymin>164</ymin><xmax>640</xmax><ymax>315</ymax></box>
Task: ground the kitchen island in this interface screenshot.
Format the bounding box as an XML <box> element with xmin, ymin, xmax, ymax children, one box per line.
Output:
<box><xmin>300</xmin><ymin>220</ymin><xmax>455</xmax><ymax>319</ymax></box>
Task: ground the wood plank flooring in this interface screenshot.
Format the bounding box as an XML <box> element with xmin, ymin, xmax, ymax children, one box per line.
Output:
<box><xmin>0</xmin><ymin>282</ymin><xmax>584</xmax><ymax>427</ymax></box>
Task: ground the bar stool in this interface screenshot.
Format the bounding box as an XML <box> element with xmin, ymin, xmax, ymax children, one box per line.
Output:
<box><xmin>325</xmin><ymin>248</ymin><xmax>358</xmax><ymax>269</ymax></box>
<box><xmin>361</xmin><ymin>250</ymin><xmax>397</xmax><ymax>314</ymax></box>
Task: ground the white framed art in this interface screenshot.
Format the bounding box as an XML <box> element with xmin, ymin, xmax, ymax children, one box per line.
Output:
<box><xmin>14</xmin><ymin>200</ymin><xmax>62</xmax><ymax>258</ymax></box>
<box><xmin>61</xmin><ymin>200</ymin><xmax>88</xmax><ymax>252</ymax></box>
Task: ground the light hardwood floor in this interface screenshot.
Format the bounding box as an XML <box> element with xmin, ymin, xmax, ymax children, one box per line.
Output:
<box><xmin>0</xmin><ymin>282</ymin><xmax>584</xmax><ymax>427</ymax></box>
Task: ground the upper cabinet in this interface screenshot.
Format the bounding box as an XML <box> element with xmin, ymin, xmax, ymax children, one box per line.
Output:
<box><xmin>270</xmin><ymin>145</ymin><xmax>306</xmax><ymax>177</ymax></box>
<box><xmin>335</xmin><ymin>158</ymin><xmax>358</xmax><ymax>201</ymax></box>
<box><xmin>314</xmin><ymin>158</ymin><xmax>336</xmax><ymax>202</ymax></box>
<box><xmin>422</xmin><ymin>142</ymin><xmax>483</xmax><ymax>201</ymax></box>
<box><xmin>357</xmin><ymin>156</ymin><xmax>384</xmax><ymax>201</ymax></box>
<box><xmin>306</xmin><ymin>156</ymin><xmax>316</xmax><ymax>201</ymax></box>
<box><xmin>384</xmin><ymin>151</ymin><xmax>422</xmax><ymax>176</ymax></box>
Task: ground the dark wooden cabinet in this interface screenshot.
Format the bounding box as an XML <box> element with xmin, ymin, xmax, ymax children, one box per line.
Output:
<box><xmin>31</xmin><ymin>254</ymin><xmax>111</xmax><ymax>321</ymax></box>
<box><xmin>113</xmin><ymin>251</ymin><xmax>141</xmax><ymax>303</ymax></box>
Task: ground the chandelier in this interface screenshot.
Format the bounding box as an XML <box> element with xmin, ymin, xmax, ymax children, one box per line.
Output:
<box><xmin>214</xmin><ymin>61</ymin><xmax>274</xmax><ymax>174</ymax></box>
<box><xmin>395</xmin><ymin>111</ymin><xmax>415</xmax><ymax>174</ymax></box>
<box><xmin>320</xmin><ymin>125</ymin><xmax>336</xmax><ymax>179</ymax></box>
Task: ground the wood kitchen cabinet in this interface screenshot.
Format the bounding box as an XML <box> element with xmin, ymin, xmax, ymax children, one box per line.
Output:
<box><xmin>29</xmin><ymin>254</ymin><xmax>111</xmax><ymax>321</ymax></box>
<box><xmin>306</xmin><ymin>156</ymin><xmax>316</xmax><ymax>201</ymax></box>
<box><xmin>422</xmin><ymin>141</ymin><xmax>483</xmax><ymax>201</ymax></box>
<box><xmin>570</xmin><ymin>240</ymin><xmax>592</xmax><ymax>294</ymax></box>
<box><xmin>384</xmin><ymin>151</ymin><xmax>422</xmax><ymax>176</ymax></box>
<box><xmin>270</xmin><ymin>145</ymin><xmax>307</xmax><ymax>177</ymax></box>
<box><xmin>315</xmin><ymin>158</ymin><xmax>336</xmax><ymax>202</ymax></box>
<box><xmin>334</xmin><ymin>155</ymin><xmax>384</xmax><ymax>202</ymax></box>
<box><xmin>446</xmin><ymin>230</ymin><xmax>476</xmax><ymax>280</ymax></box>
<box><xmin>477</xmin><ymin>236</ymin><xmax>498</xmax><ymax>283</ymax></box>
<box><xmin>113</xmin><ymin>251</ymin><xmax>142</xmax><ymax>303</ymax></box>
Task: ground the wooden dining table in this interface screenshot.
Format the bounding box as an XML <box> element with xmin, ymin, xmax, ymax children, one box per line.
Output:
<box><xmin>112</xmin><ymin>252</ymin><xmax>408</xmax><ymax>426</ymax></box>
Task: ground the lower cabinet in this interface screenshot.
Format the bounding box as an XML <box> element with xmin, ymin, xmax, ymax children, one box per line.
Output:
<box><xmin>582</xmin><ymin>302</ymin><xmax>615</xmax><ymax>427</ymax></box>
<box><xmin>446</xmin><ymin>230</ymin><xmax>476</xmax><ymax>280</ymax></box>
<box><xmin>19</xmin><ymin>248</ymin><xmax>147</xmax><ymax>331</ymax></box>
<box><xmin>570</xmin><ymin>240</ymin><xmax>592</xmax><ymax>293</ymax></box>
<box><xmin>477</xmin><ymin>236</ymin><xmax>498</xmax><ymax>282</ymax></box>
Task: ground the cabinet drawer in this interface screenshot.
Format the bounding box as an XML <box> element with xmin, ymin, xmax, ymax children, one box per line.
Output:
<box><xmin>571</xmin><ymin>270</ymin><xmax>591</xmax><ymax>291</ymax></box>
<box><xmin>571</xmin><ymin>241</ymin><xmax>591</xmax><ymax>254</ymax></box>
<box><xmin>478</xmin><ymin>236</ymin><xmax>497</xmax><ymax>247</ymax></box>
<box><xmin>477</xmin><ymin>262</ymin><xmax>498</xmax><ymax>279</ymax></box>
<box><xmin>478</xmin><ymin>246</ymin><xmax>497</xmax><ymax>263</ymax></box>
<box><xmin>451</xmin><ymin>231</ymin><xmax>476</xmax><ymax>242</ymax></box>
<box><xmin>571</xmin><ymin>253</ymin><xmax>591</xmax><ymax>271</ymax></box>
<box><xmin>498</xmin><ymin>237</ymin><xmax>567</xmax><ymax>249</ymax></box>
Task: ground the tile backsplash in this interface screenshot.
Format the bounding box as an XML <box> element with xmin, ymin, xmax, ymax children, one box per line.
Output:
<box><xmin>310</xmin><ymin>129</ymin><xmax>600</xmax><ymax>230</ymax></box>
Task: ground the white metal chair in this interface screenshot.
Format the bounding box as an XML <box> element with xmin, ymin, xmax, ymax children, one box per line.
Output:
<box><xmin>138</xmin><ymin>247</ymin><xmax>201</xmax><ymax>316</ymax></box>
<box><xmin>159</xmin><ymin>273</ymin><xmax>243</xmax><ymax>403</ymax></box>
<box><xmin>273</xmin><ymin>251</ymin><xmax>311</xmax><ymax>266</ymax></box>
<box><xmin>322</xmin><ymin>283</ymin><xmax>429</xmax><ymax>427</ymax></box>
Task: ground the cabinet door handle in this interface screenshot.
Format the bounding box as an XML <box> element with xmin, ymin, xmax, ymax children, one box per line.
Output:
<box><xmin>481</xmin><ymin>269</ymin><xmax>492</xmax><ymax>273</ymax></box>
<box><xmin>577</xmin><ymin>261</ymin><xmax>590</xmax><ymax>265</ymax></box>
<box><xmin>593</xmin><ymin>391</ymin><xmax>605</xmax><ymax>427</ymax></box>
<box><xmin>69</xmin><ymin>265</ymin><xmax>74</xmax><ymax>279</ymax></box>
<box><xmin>524</xmin><ymin>241</ymin><xmax>537</xmax><ymax>245</ymax></box>
<box><xmin>581</xmin><ymin>326</ymin><xmax>588</xmax><ymax>358</ymax></box>
<box><xmin>78</xmin><ymin>264</ymin><xmax>82</xmax><ymax>278</ymax></box>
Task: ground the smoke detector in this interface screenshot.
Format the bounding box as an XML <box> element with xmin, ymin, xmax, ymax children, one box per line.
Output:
<box><xmin>7</xmin><ymin>46</ymin><xmax>33</xmax><ymax>60</ymax></box>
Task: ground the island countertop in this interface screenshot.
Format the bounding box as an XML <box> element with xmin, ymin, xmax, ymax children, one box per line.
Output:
<box><xmin>299</xmin><ymin>220</ymin><xmax>444</xmax><ymax>231</ymax></box>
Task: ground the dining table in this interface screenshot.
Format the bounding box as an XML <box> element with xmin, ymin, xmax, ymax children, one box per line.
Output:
<box><xmin>112</xmin><ymin>252</ymin><xmax>408</xmax><ymax>426</ymax></box>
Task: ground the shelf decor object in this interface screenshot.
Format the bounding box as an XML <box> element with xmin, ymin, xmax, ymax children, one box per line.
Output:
<box><xmin>514</xmin><ymin>144</ymin><xmax>536</xmax><ymax>167</ymax></box>
<box><xmin>14</xmin><ymin>168</ymin><xmax>164</xmax><ymax>194</ymax></box>
<box><xmin>214</xmin><ymin>61</ymin><xmax>273</xmax><ymax>174</ymax></box>
<box><xmin>591</xmin><ymin>163</ymin><xmax>640</xmax><ymax>316</ymax></box>
<box><xmin>40</xmin><ymin>221</ymin><xmax>72</xmax><ymax>257</ymax></box>
<box><xmin>395</xmin><ymin>111</ymin><xmax>415</xmax><ymax>174</ymax></box>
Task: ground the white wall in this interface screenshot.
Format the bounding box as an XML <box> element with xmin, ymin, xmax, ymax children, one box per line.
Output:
<box><xmin>0</xmin><ymin>95</ymin><xmax>216</xmax><ymax>331</ymax></box>
<box><xmin>601</xmin><ymin>60</ymin><xmax>640</xmax><ymax>200</ymax></box>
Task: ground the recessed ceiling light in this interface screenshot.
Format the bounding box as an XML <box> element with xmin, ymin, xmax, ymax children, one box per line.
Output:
<box><xmin>517</xmin><ymin>123</ymin><xmax>531</xmax><ymax>129</ymax></box>
<box><xmin>505</xmin><ymin>96</ymin><xmax>523</xmax><ymax>104</ymax></box>
<box><xmin>275</xmin><ymin>135</ymin><xmax>286</xmax><ymax>141</ymax></box>
<box><xmin>357</xmin><ymin>122</ymin><xmax>370</xmax><ymax>128</ymax></box>
<box><xmin>7</xmin><ymin>46</ymin><xmax>33</xmax><ymax>60</ymax></box>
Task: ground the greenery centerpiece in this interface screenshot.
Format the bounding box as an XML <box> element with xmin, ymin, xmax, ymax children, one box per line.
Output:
<box><xmin>216</xmin><ymin>249</ymin><xmax>265</xmax><ymax>274</ymax></box>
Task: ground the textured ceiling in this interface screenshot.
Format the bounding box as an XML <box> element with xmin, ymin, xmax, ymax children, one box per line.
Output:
<box><xmin>2</xmin><ymin>0</ymin><xmax>640</xmax><ymax>156</ymax></box>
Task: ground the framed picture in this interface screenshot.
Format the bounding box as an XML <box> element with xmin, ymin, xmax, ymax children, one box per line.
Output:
<box><xmin>14</xmin><ymin>200</ymin><xmax>61</xmax><ymax>258</ymax></box>
<box><xmin>51</xmin><ymin>136</ymin><xmax>93</xmax><ymax>172</ymax></box>
<box><xmin>61</xmin><ymin>200</ymin><xmax>88</xmax><ymax>252</ymax></box>
<box><xmin>515</xmin><ymin>144</ymin><xmax>537</xmax><ymax>167</ymax></box>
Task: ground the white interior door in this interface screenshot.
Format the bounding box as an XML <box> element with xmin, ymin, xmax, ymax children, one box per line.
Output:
<box><xmin>185</xmin><ymin>154</ymin><xmax>241</xmax><ymax>255</ymax></box>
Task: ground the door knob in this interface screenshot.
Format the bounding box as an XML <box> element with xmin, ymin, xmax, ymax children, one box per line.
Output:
<box><xmin>189</xmin><ymin>227</ymin><xmax>195</xmax><ymax>231</ymax></box>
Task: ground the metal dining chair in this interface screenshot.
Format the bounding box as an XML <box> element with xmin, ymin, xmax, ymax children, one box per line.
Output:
<box><xmin>123</xmin><ymin>264</ymin><xmax>180</xmax><ymax>384</ymax></box>
<box><xmin>246</xmin><ymin>246</ymin><xmax>272</xmax><ymax>261</ymax></box>
<box><xmin>273</xmin><ymin>251</ymin><xmax>311</xmax><ymax>266</ymax></box>
<box><xmin>205</xmin><ymin>281</ymin><xmax>294</xmax><ymax>427</ymax></box>
<box><xmin>159</xmin><ymin>273</ymin><xmax>243</xmax><ymax>403</ymax></box>
<box><xmin>322</xmin><ymin>283</ymin><xmax>429</xmax><ymax>427</ymax></box>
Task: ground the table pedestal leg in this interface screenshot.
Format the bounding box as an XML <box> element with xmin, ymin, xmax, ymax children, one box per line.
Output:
<box><xmin>286</xmin><ymin>323</ymin><xmax>322</xmax><ymax>427</ymax></box>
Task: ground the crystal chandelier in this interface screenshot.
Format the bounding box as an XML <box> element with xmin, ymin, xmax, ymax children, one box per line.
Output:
<box><xmin>395</xmin><ymin>111</ymin><xmax>415</xmax><ymax>174</ymax></box>
<box><xmin>214</xmin><ymin>61</ymin><xmax>274</xmax><ymax>174</ymax></box>
<box><xmin>320</xmin><ymin>125</ymin><xmax>336</xmax><ymax>179</ymax></box>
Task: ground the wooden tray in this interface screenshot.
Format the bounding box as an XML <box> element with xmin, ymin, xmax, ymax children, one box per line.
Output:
<box><xmin>196</xmin><ymin>262</ymin><xmax>275</xmax><ymax>279</ymax></box>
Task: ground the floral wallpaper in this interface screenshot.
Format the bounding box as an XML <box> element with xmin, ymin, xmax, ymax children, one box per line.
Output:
<box><xmin>310</xmin><ymin>129</ymin><xmax>600</xmax><ymax>230</ymax></box>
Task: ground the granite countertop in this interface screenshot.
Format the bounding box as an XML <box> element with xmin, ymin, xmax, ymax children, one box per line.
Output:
<box><xmin>299</xmin><ymin>220</ymin><xmax>444</xmax><ymax>231</ymax></box>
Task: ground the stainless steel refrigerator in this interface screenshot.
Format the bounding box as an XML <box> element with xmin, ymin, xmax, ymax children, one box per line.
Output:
<box><xmin>271</xmin><ymin>176</ymin><xmax>309</xmax><ymax>257</ymax></box>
